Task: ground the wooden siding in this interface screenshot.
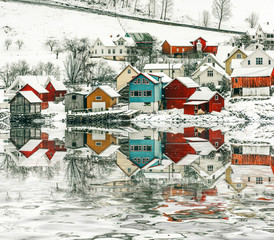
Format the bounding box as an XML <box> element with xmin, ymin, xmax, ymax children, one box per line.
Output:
<box><xmin>86</xmin><ymin>132</ymin><xmax>117</xmax><ymax>155</ymax></box>
<box><xmin>225</xmin><ymin>49</ymin><xmax>247</xmax><ymax>76</ymax></box>
<box><xmin>165</xmin><ymin>79</ymin><xmax>197</xmax><ymax>109</ymax></box>
<box><xmin>10</xmin><ymin>93</ymin><xmax>41</xmax><ymax>115</ymax></box>
<box><xmin>45</xmin><ymin>82</ymin><xmax>66</xmax><ymax>101</ymax></box>
<box><xmin>86</xmin><ymin>88</ymin><xmax>117</xmax><ymax>110</ymax></box>
<box><xmin>231</xmin><ymin>76</ymin><xmax>272</xmax><ymax>88</ymax></box>
<box><xmin>65</xmin><ymin>93</ymin><xmax>86</xmax><ymax>112</ymax></box>
<box><xmin>232</xmin><ymin>154</ymin><xmax>272</xmax><ymax>165</ymax></box>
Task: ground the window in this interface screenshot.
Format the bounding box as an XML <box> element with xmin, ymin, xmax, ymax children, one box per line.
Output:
<box><xmin>269</xmin><ymin>60</ymin><xmax>271</xmax><ymax>65</ymax></box>
<box><xmin>95</xmin><ymin>50</ymin><xmax>97</xmax><ymax>54</ymax></box>
<box><xmin>143</xmin><ymin>145</ymin><xmax>152</xmax><ymax>151</ymax></box>
<box><xmin>128</xmin><ymin>69</ymin><xmax>131</xmax><ymax>74</ymax></box>
<box><xmin>236</xmin><ymin>53</ymin><xmax>242</xmax><ymax>59</ymax></box>
<box><xmin>269</xmin><ymin>177</ymin><xmax>271</xmax><ymax>182</ymax></box>
<box><xmin>248</xmin><ymin>177</ymin><xmax>250</xmax><ymax>182</ymax></box>
<box><xmin>72</xmin><ymin>95</ymin><xmax>76</xmax><ymax>100</ymax></box>
<box><xmin>120</xmin><ymin>49</ymin><xmax>122</xmax><ymax>54</ymax></box>
<box><xmin>127</xmin><ymin>168</ymin><xmax>131</xmax><ymax>173</ymax></box>
<box><xmin>207</xmin><ymin>165</ymin><xmax>213</xmax><ymax>171</ymax></box>
<box><xmin>215</xmin><ymin>95</ymin><xmax>218</xmax><ymax>100</ymax></box>
<box><xmin>256</xmin><ymin>57</ymin><xmax>263</xmax><ymax>65</ymax></box>
<box><xmin>72</xmin><ymin>142</ymin><xmax>76</xmax><ymax>147</ymax></box>
<box><xmin>130</xmin><ymin>91</ymin><xmax>142</xmax><ymax>97</ymax></box>
<box><xmin>95</xmin><ymin>142</ymin><xmax>102</xmax><ymax>146</ymax></box>
<box><xmin>101</xmin><ymin>49</ymin><xmax>104</xmax><ymax>54</ymax></box>
<box><xmin>112</xmin><ymin>49</ymin><xmax>115</xmax><ymax>54</ymax></box>
<box><xmin>208</xmin><ymin>58</ymin><xmax>211</xmax><ymax>63</ymax></box>
<box><xmin>235</xmin><ymin>78</ymin><xmax>238</xmax><ymax>83</ymax></box>
<box><xmin>50</xmin><ymin>86</ymin><xmax>53</xmax><ymax>89</ymax></box>
<box><xmin>256</xmin><ymin>177</ymin><xmax>263</xmax><ymax>184</ymax></box>
<box><xmin>137</xmin><ymin>78</ymin><xmax>141</xmax><ymax>84</ymax></box>
<box><xmin>236</xmin><ymin>183</ymin><xmax>242</xmax><ymax>188</ymax></box>
<box><xmin>95</xmin><ymin>96</ymin><xmax>102</xmax><ymax>100</ymax></box>
<box><xmin>235</xmin><ymin>159</ymin><xmax>238</xmax><ymax>164</ymax></box>
<box><xmin>215</xmin><ymin>142</ymin><xmax>218</xmax><ymax>147</ymax></box>
<box><xmin>108</xmin><ymin>49</ymin><xmax>111</xmax><ymax>54</ymax></box>
<box><xmin>130</xmin><ymin>145</ymin><xmax>142</xmax><ymax>151</ymax></box>
<box><xmin>143</xmin><ymin>91</ymin><xmax>152</xmax><ymax>97</ymax></box>
<box><xmin>177</xmin><ymin>48</ymin><xmax>179</xmax><ymax>52</ymax></box>
<box><xmin>248</xmin><ymin>60</ymin><xmax>250</xmax><ymax>65</ymax></box>
<box><xmin>207</xmin><ymin>70</ymin><xmax>213</xmax><ymax>77</ymax></box>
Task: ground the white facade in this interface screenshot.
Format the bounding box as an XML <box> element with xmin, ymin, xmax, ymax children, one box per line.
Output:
<box><xmin>192</xmin><ymin>64</ymin><xmax>230</xmax><ymax>88</ymax></box>
<box><xmin>242</xmin><ymin>87</ymin><xmax>270</xmax><ymax>96</ymax></box>
<box><xmin>92</xmin><ymin>35</ymin><xmax>136</xmax><ymax>60</ymax></box>
<box><xmin>129</xmin><ymin>102</ymin><xmax>159</xmax><ymax>113</ymax></box>
<box><xmin>143</xmin><ymin>64</ymin><xmax>184</xmax><ymax>78</ymax></box>
<box><xmin>240</xmin><ymin>48</ymin><xmax>274</xmax><ymax>68</ymax></box>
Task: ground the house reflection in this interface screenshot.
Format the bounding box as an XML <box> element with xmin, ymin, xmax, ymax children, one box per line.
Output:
<box><xmin>6</xmin><ymin>127</ymin><xmax>67</xmax><ymax>167</ymax></box>
<box><xmin>226</xmin><ymin>144</ymin><xmax>274</xmax><ymax>196</ymax></box>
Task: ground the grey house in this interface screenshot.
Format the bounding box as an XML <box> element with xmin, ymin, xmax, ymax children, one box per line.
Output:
<box><xmin>65</xmin><ymin>131</ymin><xmax>86</xmax><ymax>149</ymax></box>
<box><xmin>65</xmin><ymin>92</ymin><xmax>87</xmax><ymax>112</ymax></box>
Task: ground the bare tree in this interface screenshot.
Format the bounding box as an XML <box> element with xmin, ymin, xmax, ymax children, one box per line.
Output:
<box><xmin>246</xmin><ymin>12</ymin><xmax>258</xmax><ymax>28</ymax></box>
<box><xmin>160</xmin><ymin>0</ymin><xmax>173</xmax><ymax>20</ymax></box>
<box><xmin>53</xmin><ymin>43</ymin><xmax>63</xmax><ymax>59</ymax></box>
<box><xmin>0</xmin><ymin>64</ymin><xmax>12</xmax><ymax>87</ymax></box>
<box><xmin>202</xmin><ymin>10</ymin><xmax>210</xmax><ymax>27</ymax></box>
<box><xmin>15</xmin><ymin>40</ymin><xmax>24</xmax><ymax>50</ymax></box>
<box><xmin>134</xmin><ymin>0</ymin><xmax>139</xmax><ymax>13</ymax></box>
<box><xmin>45</xmin><ymin>37</ymin><xmax>57</xmax><ymax>52</ymax></box>
<box><xmin>4</xmin><ymin>39</ymin><xmax>12</xmax><ymax>50</ymax></box>
<box><xmin>212</xmin><ymin>0</ymin><xmax>232</xmax><ymax>29</ymax></box>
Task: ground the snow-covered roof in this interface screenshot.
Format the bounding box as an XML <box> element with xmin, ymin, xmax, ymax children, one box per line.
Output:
<box><xmin>231</xmin><ymin>59</ymin><xmax>243</xmax><ymax>69</ymax></box>
<box><xmin>144</xmin><ymin>172</ymin><xmax>182</xmax><ymax>179</ymax></box>
<box><xmin>149</xmin><ymin>72</ymin><xmax>172</xmax><ymax>83</ymax></box>
<box><xmin>188</xmin><ymin>87</ymin><xmax>218</xmax><ymax>101</ymax></box>
<box><xmin>18</xmin><ymin>76</ymin><xmax>49</xmax><ymax>93</ymax></box>
<box><xmin>231</xmin><ymin>67</ymin><xmax>274</xmax><ymax>77</ymax></box>
<box><xmin>50</xmin><ymin>79</ymin><xmax>67</xmax><ymax>91</ymax></box>
<box><xmin>176</xmin><ymin>154</ymin><xmax>199</xmax><ymax>165</ymax></box>
<box><xmin>188</xmin><ymin>141</ymin><xmax>216</xmax><ymax>155</ymax></box>
<box><xmin>223</xmin><ymin>47</ymin><xmax>252</xmax><ymax>63</ymax></box>
<box><xmin>258</xmin><ymin>23</ymin><xmax>274</xmax><ymax>34</ymax></box>
<box><xmin>20</xmin><ymin>140</ymin><xmax>42</xmax><ymax>151</ymax></box>
<box><xmin>265</xmin><ymin>50</ymin><xmax>274</xmax><ymax>59</ymax></box>
<box><xmin>19</xmin><ymin>91</ymin><xmax>42</xmax><ymax>103</ymax></box>
<box><xmin>192</xmin><ymin>63</ymin><xmax>230</xmax><ymax>80</ymax></box>
<box><xmin>87</xmin><ymin>85</ymin><xmax>120</xmax><ymax>98</ymax></box>
<box><xmin>164</xmin><ymin>77</ymin><xmax>199</xmax><ymax>88</ymax></box>
<box><xmin>19</xmin><ymin>149</ymin><xmax>49</xmax><ymax>166</ymax></box>
<box><xmin>50</xmin><ymin>151</ymin><xmax>67</xmax><ymax>163</ymax></box>
<box><xmin>96</xmin><ymin>35</ymin><xmax>136</xmax><ymax>47</ymax></box>
<box><xmin>215</xmin><ymin>45</ymin><xmax>235</xmax><ymax>63</ymax></box>
<box><xmin>144</xmin><ymin>63</ymin><xmax>183</xmax><ymax>70</ymax></box>
<box><xmin>96</xmin><ymin>36</ymin><xmax>116</xmax><ymax>47</ymax></box>
<box><xmin>99</xmin><ymin>144</ymin><xmax>120</xmax><ymax>157</ymax></box>
<box><xmin>141</xmin><ymin>73</ymin><xmax>160</xmax><ymax>84</ymax></box>
<box><xmin>163</xmin><ymin>40</ymin><xmax>193</xmax><ymax>47</ymax></box>
<box><xmin>197</xmin><ymin>53</ymin><xmax>225</xmax><ymax>69</ymax></box>
<box><xmin>184</xmin><ymin>101</ymin><xmax>208</xmax><ymax>105</ymax></box>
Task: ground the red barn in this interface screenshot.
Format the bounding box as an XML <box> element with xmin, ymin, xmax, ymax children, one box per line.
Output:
<box><xmin>231</xmin><ymin>67</ymin><xmax>273</xmax><ymax>96</ymax></box>
<box><xmin>162</xmin><ymin>37</ymin><xmax>218</xmax><ymax>57</ymax></box>
<box><xmin>44</xmin><ymin>78</ymin><xmax>67</xmax><ymax>101</ymax></box>
<box><xmin>164</xmin><ymin>77</ymin><xmax>199</xmax><ymax>109</ymax></box>
<box><xmin>20</xmin><ymin>83</ymin><xmax>49</xmax><ymax>109</ymax></box>
<box><xmin>184</xmin><ymin>87</ymin><xmax>224</xmax><ymax>115</ymax></box>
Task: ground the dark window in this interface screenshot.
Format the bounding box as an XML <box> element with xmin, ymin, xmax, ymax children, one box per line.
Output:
<box><xmin>256</xmin><ymin>177</ymin><xmax>263</xmax><ymax>184</ymax></box>
<box><xmin>72</xmin><ymin>95</ymin><xmax>76</xmax><ymax>100</ymax></box>
<box><xmin>256</xmin><ymin>57</ymin><xmax>263</xmax><ymax>65</ymax></box>
<box><xmin>248</xmin><ymin>60</ymin><xmax>250</xmax><ymax>65</ymax></box>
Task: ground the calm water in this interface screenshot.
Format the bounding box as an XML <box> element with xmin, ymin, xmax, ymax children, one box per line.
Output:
<box><xmin>0</xmin><ymin>123</ymin><xmax>274</xmax><ymax>239</ymax></box>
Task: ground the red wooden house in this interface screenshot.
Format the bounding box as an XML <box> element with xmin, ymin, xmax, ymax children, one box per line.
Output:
<box><xmin>231</xmin><ymin>67</ymin><xmax>274</xmax><ymax>96</ymax></box>
<box><xmin>184</xmin><ymin>87</ymin><xmax>224</xmax><ymax>115</ymax></box>
<box><xmin>20</xmin><ymin>83</ymin><xmax>49</xmax><ymax>109</ymax></box>
<box><xmin>44</xmin><ymin>78</ymin><xmax>67</xmax><ymax>101</ymax></box>
<box><xmin>162</xmin><ymin>37</ymin><xmax>218</xmax><ymax>57</ymax></box>
<box><xmin>164</xmin><ymin>77</ymin><xmax>199</xmax><ymax>109</ymax></box>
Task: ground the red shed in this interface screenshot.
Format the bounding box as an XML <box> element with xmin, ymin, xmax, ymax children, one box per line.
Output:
<box><xmin>44</xmin><ymin>78</ymin><xmax>67</xmax><ymax>102</ymax></box>
<box><xmin>162</xmin><ymin>40</ymin><xmax>194</xmax><ymax>57</ymax></box>
<box><xmin>20</xmin><ymin>83</ymin><xmax>49</xmax><ymax>109</ymax></box>
<box><xmin>184</xmin><ymin>87</ymin><xmax>224</xmax><ymax>115</ymax></box>
<box><xmin>164</xmin><ymin>77</ymin><xmax>199</xmax><ymax>109</ymax></box>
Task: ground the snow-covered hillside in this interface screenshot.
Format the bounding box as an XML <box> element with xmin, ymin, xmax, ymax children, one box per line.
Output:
<box><xmin>0</xmin><ymin>1</ymin><xmax>236</xmax><ymax>69</ymax></box>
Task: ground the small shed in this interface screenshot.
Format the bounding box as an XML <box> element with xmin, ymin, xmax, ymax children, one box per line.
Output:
<box><xmin>10</xmin><ymin>91</ymin><xmax>42</xmax><ymax>115</ymax></box>
<box><xmin>65</xmin><ymin>92</ymin><xmax>87</xmax><ymax>112</ymax></box>
<box><xmin>86</xmin><ymin>85</ymin><xmax>120</xmax><ymax>111</ymax></box>
<box><xmin>183</xmin><ymin>87</ymin><xmax>224</xmax><ymax>115</ymax></box>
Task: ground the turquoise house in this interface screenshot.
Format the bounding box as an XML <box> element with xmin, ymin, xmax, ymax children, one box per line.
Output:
<box><xmin>129</xmin><ymin>129</ymin><xmax>162</xmax><ymax>169</ymax></box>
<box><xmin>129</xmin><ymin>73</ymin><xmax>162</xmax><ymax>113</ymax></box>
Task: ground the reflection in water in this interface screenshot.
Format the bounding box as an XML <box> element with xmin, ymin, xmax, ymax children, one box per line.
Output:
<box><xmin>0</xmin><ymin>124</ymin><xmax>273</xmax><ymax>239</ymax></box>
